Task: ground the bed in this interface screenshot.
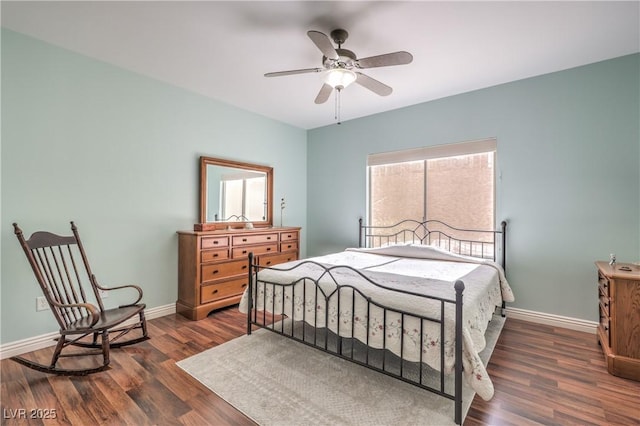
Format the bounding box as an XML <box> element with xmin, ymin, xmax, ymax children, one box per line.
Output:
<box><xmin>239</xmin><ymin>219</ymin><xmax>513</xmax><ymax>425</ymax></box>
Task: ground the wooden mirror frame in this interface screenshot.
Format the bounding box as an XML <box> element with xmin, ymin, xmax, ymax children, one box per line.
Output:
<box><xmin>194</xmin><ymin>156</ymin><xmax>273</xmax><ymax>231</ymax></box>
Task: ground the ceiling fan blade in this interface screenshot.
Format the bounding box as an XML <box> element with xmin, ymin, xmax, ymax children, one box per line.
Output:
<box><xmin>264</xmin><ymin>68</ymin><xmax>323</xmax><ymax>77</ymax></box>
<box><xmin>355</xmin><ymin>72</ymin><xmax>393</xmax><ymax>96</ymax></box>
<box><xmin>314</xmin><ymin>83</ymin><xmax>334</xmax><ymax>104</ymax></box>
<box><xmin>307</xmin><ymin>30</ymin><xmax>339</xmax><ymax>60</ymax></box>
<box><xmin>356</xmin><ymin>51</ymin><xmax>413</xmax><ymax>69</ymax></box>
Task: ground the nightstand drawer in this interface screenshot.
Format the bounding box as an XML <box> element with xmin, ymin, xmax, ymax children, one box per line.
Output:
<box><xmin>201</xmin><ymin>259</ymin><xmax>248</xmax><ymax>283</ymax></box>
<box><xmin>599</xmin><ymin>315</ymin><xmax>610</xmax><ymax>344</ymax></box>
<box><xmin>598</xmin><ymin>287</ymin><xmax>610</xmax><ymax>316</ymax></box>
<box><xmin>599</xmin><ymin>299</ymin><xmax>610</xmax><ymax>319</ymax></box>
<box><xmin>598</xmin><ymin>272</ymin><xmax>610</xmax><ymax>296</ymax></box>
<box><xmin>201</xmin><ymin>277</ymin><xmax>249</xmax><ymax>304</ymax></box>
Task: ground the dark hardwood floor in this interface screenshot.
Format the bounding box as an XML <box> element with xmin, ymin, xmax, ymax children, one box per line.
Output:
<box><xmin>1</xmin><ymin>308</ymin><xmax>638</xmax><ymax>425</ymax></box>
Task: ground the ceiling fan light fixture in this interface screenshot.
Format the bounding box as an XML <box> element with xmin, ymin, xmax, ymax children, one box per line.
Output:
<box><xmin>324</xmin><ymin>68</ymin><xmax>357</xmax><ymax>90</ymax></box>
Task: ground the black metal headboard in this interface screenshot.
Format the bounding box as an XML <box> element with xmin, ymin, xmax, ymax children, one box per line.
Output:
<box><xmin>358</xmin><ymin>218</ymin><xmax>507</xmax><ymax>270</ymax></box>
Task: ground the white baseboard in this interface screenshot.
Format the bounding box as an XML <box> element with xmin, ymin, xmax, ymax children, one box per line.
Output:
<box><xmin>0</xmin><ymin>303</ymin><xmax>176</xmax><ymax>360</ymax></box>
<box><xmin>0</xmin><ymin>305</ymin><xmax>597</xmax><ymax>359</ymax></box>
<box><xmin>505</xmin><ymin>307</ymin><xmax>598</xmax><ymax>334</ymax></box>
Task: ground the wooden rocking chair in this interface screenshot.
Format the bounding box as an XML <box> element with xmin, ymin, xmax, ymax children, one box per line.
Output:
<box><xmin>12</xmin><ymin>222</ymin><xmax>149</xmax><ymax>375</ymax></box>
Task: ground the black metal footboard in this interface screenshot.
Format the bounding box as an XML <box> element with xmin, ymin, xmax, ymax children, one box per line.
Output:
<box><xmin>246</xmin><ymin>253</ymin><xmax>466</xmax><ymax>425</ymax></box>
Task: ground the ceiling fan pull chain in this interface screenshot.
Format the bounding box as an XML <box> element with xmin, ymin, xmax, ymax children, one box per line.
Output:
<box><xmin>335</xmin><ymin>88</ymin><xmax>342</xmax><ymax>124</ymax></box>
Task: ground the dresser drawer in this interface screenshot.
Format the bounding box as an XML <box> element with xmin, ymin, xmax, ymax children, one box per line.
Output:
<box><xmin>598</xmin><ymin>272</ymin><xmax>610</xmax><ymax>296</ymax></box>
<box><xmin>599</xmin><ymin>315</ymin><xmax>610</xmax><ymax>345</ymax></box>
<box><xmin>598</xmin><ymin>286</ymin><xmax>610</xmax><ymax>316</ymax></box>
<box><xmin>201</xmin><ymin>259</ymin><xmax>248</xmax><ymax>283</ymax></box>
<box><xmin>200</xmin><ymin>277</ymin><xmax>249</xmax><ymax>304</ymax></box>
<box><xmin>201</xmin><ymin>236</ymin><xmax>229</xmax><ymax>249</ymax></box>
<box><xmin>232</xmin><ymin>243</ymin><xmax>278</xmax><ymax>258</ymax></box>
<box><xmin>201</xmin><ymin>248</ymin><xmax>229</xmax><ymax>263</ymax></box>
<box><xmin>599</xmin><ymin>298</ymin><xmax>610</xmax><ymax>319</ymax></box>
<box><xmin>258</xmin><ymin>252</ymin><xmax>298</xmax><ymax>267</ymax></box>
<box><xmin>280</xmin><ymin>241</ymin><xmax>298</xmax><ymax>252</ymax></box>
<box><xmin>233</xmin><ymin>233</ymin><xmax>278</xmax><ymax>246</ymax></box>
<box><xmin>280</xmin><ymin>231</ymin><xmax>299</xmax><ymax>242</ymax></box>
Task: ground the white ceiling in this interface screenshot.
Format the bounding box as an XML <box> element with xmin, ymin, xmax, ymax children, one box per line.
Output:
<box><xmin>2</xmin><ymin>1</ymin><xmax>639</xmax><ymax>129</ymax></box>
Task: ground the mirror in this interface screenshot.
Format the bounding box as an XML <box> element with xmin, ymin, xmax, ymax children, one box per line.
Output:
<box><xmin>195</xmin><ymin>157</ymin><xmax>273</xmax><ymax>231</ymax></box>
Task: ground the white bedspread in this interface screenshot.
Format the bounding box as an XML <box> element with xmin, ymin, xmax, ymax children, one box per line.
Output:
<box><xmin>239</xmin><ymin>244</ymin><xmax>514</xmax><ymax>401</ymax></box>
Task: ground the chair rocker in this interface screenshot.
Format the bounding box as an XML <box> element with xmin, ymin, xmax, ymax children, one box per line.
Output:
<box><xmin>12</xmin><ymin>222</ymin><xmax>149</xmax><ymax>375</ymax></box>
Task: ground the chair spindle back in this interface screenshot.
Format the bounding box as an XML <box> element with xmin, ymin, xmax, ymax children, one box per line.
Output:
<box><xmin>13</xmin><ymin>222</ymin><xmax>105</xmax><ymax>330</ymax></box>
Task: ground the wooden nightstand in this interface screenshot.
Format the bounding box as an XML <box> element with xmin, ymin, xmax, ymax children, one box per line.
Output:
<box><xmin>595</xmin><ymin>261</ymin><xmax>640</xmax><ymax>381</ymax></box>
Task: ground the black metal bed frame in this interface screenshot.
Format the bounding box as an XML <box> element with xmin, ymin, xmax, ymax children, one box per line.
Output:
<box><xmin>246</xmin><ymin>219</ymin><xmax>507</xmax><ymax>425</ymax></box>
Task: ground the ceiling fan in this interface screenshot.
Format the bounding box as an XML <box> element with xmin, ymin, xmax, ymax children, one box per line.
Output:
<box><xmin>264</xmin><ymin>29</ymin><xmax>413</xmax><ymax>105</ymax></box>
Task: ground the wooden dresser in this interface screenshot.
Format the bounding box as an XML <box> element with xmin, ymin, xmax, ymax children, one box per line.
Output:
<box><xmin>177</xmin><ymin>226</ymin><xmax>301</xmax><ymax>320</ymax></box>
<box><xmin>595</xmin><ymin>261</ymin><xmax>640</xmax><ymax>381</ymax></box>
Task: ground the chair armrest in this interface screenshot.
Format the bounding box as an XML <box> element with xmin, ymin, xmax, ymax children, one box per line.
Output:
<box><xmin>50</xmin><ymin>300</ymin><xmax>100</xmax><ymax>327</ymax></box>
<box><xmin>91</xmin><ymin>275</ymin><xmax>144</xmax><ymax>306</ymax></box>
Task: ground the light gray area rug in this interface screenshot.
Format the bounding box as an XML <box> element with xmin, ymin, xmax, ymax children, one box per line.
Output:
<box><xmin>177</xmin><ymin>315</ymin><xmax>504</xmax><ymax>426</ymax></box>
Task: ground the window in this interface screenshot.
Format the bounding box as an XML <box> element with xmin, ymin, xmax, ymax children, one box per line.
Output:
<box><xmin>367</xmin><ymin>139</ymin><xmax>496</xmax><ymax>241</ymax></box>
<box><xmin>220</xmin><ymin>172</ymin><xmax>267</xmax><ymax>221</ymax></box>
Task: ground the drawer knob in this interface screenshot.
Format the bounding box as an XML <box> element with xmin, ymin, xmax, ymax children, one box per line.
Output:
<box><xmin>242</xmin><ymin>238</ymin><xmax>247</xmax><ymax>242</ymax></box>
<box><xmin>214</xmin><ymin>253</ymin><xmax>219</xmax><ymax>258</ymax></box>
<box><xmin>267</xmin><ymin>247</ymin><xmax>272</xmax><ymax>251</ymax></box>
<box><xmin>242</xmin><ymin>265</ymin><xmax>247</xmax><ymax>270</ymax></box>
<box><xmin>212</xmin><ymin>270</ymin><xmax>219</xmax><ymax>274</ymax></box>
<box><xmin>242</xmin><ymin>283</ymin><xmax>247</xmax><ymax>288</ymax></box>
<box><xmin>214</xmin><ymin>241</ymin><xmax>219</xmax><ymax>245</ymax></box>
<box><xmin>243</xmin><ymin>250</ymin><xmax>247</xmax><ymax>254</ymax></box>
<box><xmin>212</xmin><ymin>289</ymin><xmax>218</xmax><ymax>294</ymax></box>
<box><xmin>266</xmin><ymin>261</ymin><xmax>272</xmax><ymax>265</ymax></box>
<box><xmin>267</xmin><ymin>236</ymin><xmax>272</xmax><ymax>240</ymax></box>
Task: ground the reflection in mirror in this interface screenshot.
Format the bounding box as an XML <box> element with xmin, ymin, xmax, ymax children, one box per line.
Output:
<box><xmin>206</xmin><ymin>165</ymin><xmax>267</xmax><ymax>222</ymax></box>
<box><xmin>196</xmin><ymin>157</ymin><xmax>273</xmax><ymax>231</ymax></box>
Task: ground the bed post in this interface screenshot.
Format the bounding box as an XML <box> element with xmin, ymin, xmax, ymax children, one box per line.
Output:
<box><xmin>500</xmin><ymin>221</ymin><xmax>507</xmax><ymax>273</ymax></box>
<box><xmin>358</xmin><ymin>217</ymin><xmax>363</xmax><ymax>248</ymax></box>
<box><xmin>500</xmin><ymin>221</ymin><xmax>507</xmax><ymax>317</ymax></box>
<box><xmin>247</xmin><ymin>252</ymin><xmax>254</xmax><ymax>335</ymax></box>
<box><xmin>454</xmin><ymin>280</ymin><xmax>464</xmax><ymax>425</ymax></box>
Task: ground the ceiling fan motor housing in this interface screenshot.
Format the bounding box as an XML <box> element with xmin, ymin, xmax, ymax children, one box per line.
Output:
<box><xmin>330</xmin><ymin>29</ymin><xmax>349</xmax><ymax>46</ymax></box>
<box><xmin>323</xmin><ymin>48</ymin><xmax>357</xmax><ymax>70</ymax></box>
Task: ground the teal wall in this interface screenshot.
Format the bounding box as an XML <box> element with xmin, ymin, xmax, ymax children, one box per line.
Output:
<box><xmin>307</xmin><ymin>54</ymin><xmax>640</xmax><ymax>322</ymax></box>
<box><xmin>1</xmin><ymin>30</ymin><xmax>307</xmax><ymax>344</ymax></box>
<box><xmin>2</xmin><ymin>28</ymin><xmax>638</xmax><ymax>345</ymax></box>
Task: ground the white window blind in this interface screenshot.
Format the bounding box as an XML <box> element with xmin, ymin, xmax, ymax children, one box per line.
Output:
<box><xmin>367</xmin><ymin>138</ymin><xmax>496</xmax><ymax>166</ymax></box>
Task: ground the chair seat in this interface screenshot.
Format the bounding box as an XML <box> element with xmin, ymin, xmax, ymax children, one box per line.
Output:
<box><xmin>65</xmin><ymin>304</ymin><xmax>146</xmax><ymax>333</ymax></box>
